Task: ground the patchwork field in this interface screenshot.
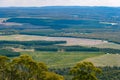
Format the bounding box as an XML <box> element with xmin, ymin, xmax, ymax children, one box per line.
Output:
<box><xmin>21</xmin><ymin>51</ymin><xmax>104</xmax><ymax>68</ymax></box>
<box><xmin>0</xmin><ymin>35</ymin><xmax>120</xmax><ymax>49</ymax></box>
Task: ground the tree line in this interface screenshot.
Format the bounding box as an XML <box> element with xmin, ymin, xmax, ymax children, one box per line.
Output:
<box><xmin>0</xmin><ymin>40</ymin><xmax>120</xmax><ymax>53</ymax></box>
<box><xmin>0</xmin><ymin>49</ymin><xmax>20</xmax><ymax>57</ymax></box>
<box><xmin>0</xmin><ymin>40</ymin><xmax>66</xmax><ymax>46</ymax></box>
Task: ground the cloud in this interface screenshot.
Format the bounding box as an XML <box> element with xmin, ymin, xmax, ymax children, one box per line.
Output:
<box><xmin>0</xmin><ymin>0</ymin><xmax>120</xmax><ymax>7</ymax></box>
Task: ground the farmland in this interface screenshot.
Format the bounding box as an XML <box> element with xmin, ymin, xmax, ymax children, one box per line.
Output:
<box><xmin>0</xmin><ymin>35</ymin><xmax>120</xmax><ymax>49</ymax></box>
<box><xmin>83</xmin><ymin>54</ymin><xmax>120</xmax><ymax>67</ymax></box>
<box><xmin>21</xmin><ymin>51</ymin><xmax>104</xmax><ymax>68</ymax></box>
<box><xmin>0</xmin><ymin>6</ymin><xmax>120</xmax><ymax>80</ymax></box>
<box><xmin>0</xmin><ymin>17</ymin><xmax>120</xmax><ymax>44</ymax></box>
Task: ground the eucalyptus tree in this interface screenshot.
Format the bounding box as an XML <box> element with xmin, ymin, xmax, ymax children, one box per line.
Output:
<box><xmin>70</xmin><ymin>62</ymin><xmax>102</xmax><ymax>80</ymax></box>
<box><xmin>0</xmin><ymin>55</ymin><xmax>64</xmax><ymax>80</ymax></box>
<box><xmin>0</xmin><ymin>56</ymin><xmax>10</xmax><ymax>80</ymax></box>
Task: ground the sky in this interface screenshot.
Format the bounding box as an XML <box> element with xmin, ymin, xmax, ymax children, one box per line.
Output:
<box><xmin>0</xmin><ymin>0</ymin><xmax>120</xmax><ymax>7</ymax></box>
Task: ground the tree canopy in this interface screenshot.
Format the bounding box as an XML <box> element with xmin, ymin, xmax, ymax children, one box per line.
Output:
<box><xmin>0</xmin><ymin>55</ymin><xmax>64</xmax><ymax>80</ymax></box>
<box><xmin>70</xmin><ymin>62</ymin><xmax>102</xmax><ymax>80</ymax></box>
<box><xmin>0</xmin><ymin>55</ymin><xmax>102</xmax><ymax>80</ymax></box>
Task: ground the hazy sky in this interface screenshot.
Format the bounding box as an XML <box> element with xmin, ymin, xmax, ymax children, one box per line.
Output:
<box><xmin>0</xmin><ymin>0</ymin><xmax>120</xmax><ymax>7</ymax></box>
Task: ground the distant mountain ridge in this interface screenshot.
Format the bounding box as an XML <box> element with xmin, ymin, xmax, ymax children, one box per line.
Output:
<box><xmin>0</xmin><ymin>6</ymin><xmax>120</xmax><ymax>21</ymax></box>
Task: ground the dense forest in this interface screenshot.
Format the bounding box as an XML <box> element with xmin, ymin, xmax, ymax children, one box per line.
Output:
<box><xmin>0</xmin><ymin>49</ymin><xmax>20</xmax><ymax>57</ymax></box>
<box><xmin>6</xmin><ymin>18</ymin><xmax>111</xmax><ymax>29</ymax></box>
<box><xmin>50</xmin><ymin>66</ymin><xmax>120</xmax><ymax>80</ymax></box>
<box><xmin>0</xmin><ymin>40</ymin><xmax>66</xmax><ymax>46</ymax></box>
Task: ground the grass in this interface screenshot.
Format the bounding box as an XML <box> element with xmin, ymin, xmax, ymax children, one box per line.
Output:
<box><xmin>84</xmin><ymin>54</ymin><xmax>120</xmax><ymax>67</ymax></box>
<box><xmin>93</xmin><ymin>43</ymin><xmax>120</xmax><ymax>49</ymax></box>
<box><xmin>21</xmin><ymin>51</ymin><xmax>104</xmax><ymax>68</ymax></box>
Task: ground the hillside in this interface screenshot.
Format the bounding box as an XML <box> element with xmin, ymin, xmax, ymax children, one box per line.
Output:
<box><xmin>83</xmin><ymin>54</ymin><xmax>120</xmax><ymax>67</ymax></box>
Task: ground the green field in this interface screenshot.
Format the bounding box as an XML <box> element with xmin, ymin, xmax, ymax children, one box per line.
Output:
<box><xmin>21</xmin><ymin>51</ymin><xmax>104</xmax><ymax>68</ymax></box>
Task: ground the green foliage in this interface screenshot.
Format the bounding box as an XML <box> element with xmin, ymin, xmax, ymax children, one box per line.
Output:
<box><xmin>0</xmin><ymin>40</ymin><xmax>66</xmax><ymax>46</ymax></box>
<box><xmin>0</xmin><ymin>56</ymin><xmax>10</xmax><ymax>80</ymax></box>
<box><xmin>0</xmin><ymin>40</ymin><xmax>120</xmax><ymax>53</ymax></box>
<box><xmin>100</xmin><ymin>48</ymin><xmax>120</xmax><ymax>53</ymax></box>
<box><xmin>0</xmin><ymin>56</ymin><xmax>9</xmax><ymax>68</ymax></box>
<box><xmin>49</xmin><ymin>66</ymin><xmax>120</xmax><ymax>80</ymax></box>
<box><xmin>0</xmin><ymin>55</ymin><xmax>64</xmax><ymax>80</ymax></box>
<box><xmin>70</xmin><ymin>62</ymin><xmax>102</xmax><ymax>80</ymax></box>
<box><xmin>99</xmin><ymin>67</ymin><xmax>120</xmax><ymax>80</ymax></box>
<box><xmin>41</xmin><ymin>72</ymin><xmax>64</xmax><ymax>80</ymax></box>
<box><xmin>0</xmin><ymin>53</ymin><xmax>119</xmax><ymax>80</ymax></box>
<box><xmin>7</xmin><ymin>18</ymin><xmax>107</xmax><ymax>29</ymax></box>
<box><xmin>0</xmin><ymin>49</ymin><xmax>20</xmax><ymax>57</ymax></box>
<box><xmin>35</xmin><ymin>46</ymin><xmax>100</xmax><ymax>52</ymax></box>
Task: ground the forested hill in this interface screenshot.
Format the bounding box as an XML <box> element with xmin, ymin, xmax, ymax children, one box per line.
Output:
<box><xmin>0</xmin><ymin>6</ymin><xmax>120</xmax><ymax>21</ymax></box>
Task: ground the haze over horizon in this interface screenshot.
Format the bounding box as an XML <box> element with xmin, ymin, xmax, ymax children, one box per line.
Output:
<box><xmin>0</xmin><ymin>0</ymin><xmax>120</xmax><ymax>7</ymax></box>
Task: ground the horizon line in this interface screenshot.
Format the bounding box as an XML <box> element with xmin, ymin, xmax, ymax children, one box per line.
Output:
<box><xmin>0</xmin><ymin>5</ymin><xmax>120</xmax><ymax>8</ymax></box>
